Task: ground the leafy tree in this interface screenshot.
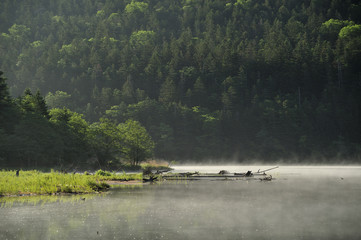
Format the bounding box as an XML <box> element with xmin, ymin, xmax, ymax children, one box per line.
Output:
<box><xmin>339</xmin><ymin>24</ymin><xmax>361</xmax><ymax>39</ymax></box>
<box><xmin>338</xmin><ymin>24</ymin><xmax>361</xmax><ymax>71</ymax></box>
<box><xmin>320</xmin><ymin>19</ymin><xmax>354</xmax><ymax>42</ymax></box>
<box><xmin>50</xmin><ymin>108</ymin><xmax>88</xmax><ymax>137</ymax></box>
<box><xmin>130</xmin><ymin>30</ymin><xmax>156</xmax><ymax>48</ymax></box>
<box><xmin>118</xmin><ymin>119</ymin><xmax>155</xmax><ymax>166</ymax></box>
<box><xmin>6</xmin><ymin>24</ymin><xmax>30</xmax><ymax>50</ymax></box>
<box><xmin>49</xmin><ymin>107</ymin><xmax>90</xmax><ymax>168</ymax></box>
<box><xmin>88</xmin><ymin>118</ymin><xmax>123</xmax><ymax>168</ymax></box>
<box><xmin>125</xmin><ymin>1</ymin><xmax>148</xmax><ymax>14</ymax></box>
<box><xmin>45</xmin><ymin>91</ymin><xmax>72</xmax><ymax>109</ymax></box>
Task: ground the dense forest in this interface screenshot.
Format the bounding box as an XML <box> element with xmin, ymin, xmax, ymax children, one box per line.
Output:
<box><xmin>1</xmin><ymin>0</ymin><xmax>361</xmax><ymax>169</ymax></box>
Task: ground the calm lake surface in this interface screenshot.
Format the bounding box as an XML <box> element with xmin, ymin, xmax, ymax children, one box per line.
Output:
<box><xmin>1</xmin><ymin>165</ymin><xmax>361</xmax><ymax>240</ymax></box>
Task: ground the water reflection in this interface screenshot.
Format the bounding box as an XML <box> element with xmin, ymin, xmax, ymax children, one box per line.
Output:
<box><xmin>1</xmin><ymin>166</ymin><xmax>361</xmax><ymax>240</ymax></box>
<box><xmin>0</xmin><ymin>194</ymin><xmax>96</xmax><ymax>208</ymax></box>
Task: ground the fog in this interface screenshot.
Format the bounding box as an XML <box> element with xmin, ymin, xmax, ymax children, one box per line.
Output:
<box><xmin>1</xmin><ymin>166</ymin><xmax>361</xmax><ymax>240</ymax></box>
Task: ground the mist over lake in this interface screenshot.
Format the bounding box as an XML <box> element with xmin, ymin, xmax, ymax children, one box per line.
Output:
<box><xmin>1</xmin><ymin>165</ymin><xmax>361</xmax><ymax>240</ymax></box>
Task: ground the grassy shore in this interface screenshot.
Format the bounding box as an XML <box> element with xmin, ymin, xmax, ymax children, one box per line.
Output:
<box><xmin>0</xmin><ymin>170</ymin><xmax>142</xmax><ymax>196</ymax></box>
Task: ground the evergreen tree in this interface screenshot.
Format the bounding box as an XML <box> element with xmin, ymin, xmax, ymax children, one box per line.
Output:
<box><xmin>0</xmin><ymin>71</ymin><xmax>19</xmax><ymax>134</ymax></box>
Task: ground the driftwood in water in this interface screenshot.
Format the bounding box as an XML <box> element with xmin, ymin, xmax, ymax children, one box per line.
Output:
<box><xmin>234</xmin><ymin>170</ymin><xmax>253</xmax><ymax>177</ymax></box>
<box><xmin>143</xmin><ymin>175</ymin><xmax>158</xmax><ymax>182</ymax></box>
<box><xmin>178</xmin><ymin>172</ymin><xmax>199</xmax><ymax>177</ymax></box>
<box><xmin>233</xmin><ymin>167</ymin><xmax>279</xmax><ymax>176</ymax></box>
<box><xmin>161</xmin><ymin>167</ymin><xmax>278</xmax><ymax>181</ymax></box>
<box><xmin>257</xmin><ymin>166</ymin><xmax>279</xmax><ymax>174</ymax></box>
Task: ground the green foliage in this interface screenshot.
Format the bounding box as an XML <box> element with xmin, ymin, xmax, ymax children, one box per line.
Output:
<box><xmin>93</xmin><ymin>169</ymin><xmax>142</xmax><ymax>181</ymax></box>
<box><xmin>6</xmin><ymin>24</ymin><xmax>30</xmax><ymax>47</ymax></box>
<box><xmin>45</xmin><ymin>91</ymin><xmax>72</xmax><ymax>109</ymax></box>
<box><xmin>339</xmin><ymin>24</ymin><xmax>361</xmax><ymax>39</ymax></box>
<box><xmin>321</xmin><ymin>19</ymin><xmax>354</xmax><ymax>34</ymax></box>
<box><xmin>17</xmin><ymin>89</ymin><xmax>49</xmax><ymax>118</ymax></box>
<box><xmin>88</xmin><ymin>118</ymin><xmax>123</xmax><ymax>167</ymax></box>
<box><xmin>1</xmin><ymin>0</ymin><xmax>361</xmax><ymax>163</ymax></box>
<box><xmin>130</xmin><ymin>30</ymin><xmax>156</xmax><ymax>46</ymax></box>
<box><xmin>50</xmin><ymin>108</ymin><xmax>88</xmax><ymax>136</ymax></box>
<box><xmin>95</xmin><ymin>169</ymin><xmax>112</xmax><ymax>176</ymax></box>
<box><xmin>118</xmin><ymin>119</ymin><xmax>155</xmax><ymax>166</ymax></box>
<box><xmin>125</xmin><ymin>1</ymin><xmax>149</xmax><ymax>14</ymax></box>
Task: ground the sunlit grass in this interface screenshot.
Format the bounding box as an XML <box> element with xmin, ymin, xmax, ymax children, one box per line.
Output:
<box><xmin>0</xmin><ymin>170</ymin><xmax>141</xmax><ymax>196</ymax></box>
<box><xmin>94</xmin><ymin>169</ymin><xmax>143</xmax><ymax>181</ymax></box>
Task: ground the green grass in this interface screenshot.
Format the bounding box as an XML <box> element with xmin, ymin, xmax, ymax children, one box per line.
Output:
<box><xmin>0</xmin><ymin>170</ymin><xmax>141</xmax><ymax>196</ymax></box>
<box><xmin>94</xmin><ymin>169</ymin><xmax>143</xmax><ymax>181</ymax></box>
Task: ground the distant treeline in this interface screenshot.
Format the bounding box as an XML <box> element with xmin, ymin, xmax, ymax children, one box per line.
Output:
<box><xmin>1</xmin><ymin>0</ymin><xmax>361</xmax><ymax>165</ymax></box>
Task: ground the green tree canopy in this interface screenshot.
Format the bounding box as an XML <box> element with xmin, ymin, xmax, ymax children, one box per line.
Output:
<box><xmin>45</xmin><ymin>91</ymin><xmax>72</xmax><ymax>109</ymax></box>
<box><xmin>125</xmin><ymin>1</ymin><xmax>148</xmax><ymax>14</ymax></box>
<box><xmin>339</xmin><ymin>24</ymin><xmax>361</xmax><ymax>39</ymax></box>
<box><xmin>118</xmin><ymin>119</ymin><xmax>155</xmax><ymax>166</ymax></box>
<box><xmin>17</xmin><ymin>89</ymin><xmax>49</xmax><ymax>119</ymax></box>
<box><xmin>88</xmin><ymin>118</ymin><xmax>123</xmax><ymax>168</ymax></box>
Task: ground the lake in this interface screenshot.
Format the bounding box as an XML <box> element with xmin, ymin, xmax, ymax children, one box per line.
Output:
<box><xmin>1</xmin><ymin>165</ymin><xmax>361</xmax><ymax>240</ymax></box>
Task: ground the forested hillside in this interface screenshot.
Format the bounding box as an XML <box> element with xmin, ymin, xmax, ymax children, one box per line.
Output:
<box><xmin>1</xmin><ymin>0</ymin><xmax>361</xmax><ymax>167</ymax></box>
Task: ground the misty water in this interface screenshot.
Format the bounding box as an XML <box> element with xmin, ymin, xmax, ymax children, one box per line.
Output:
<box><xmin>1</xmin><ymin>166</ymin><xmax>361</xmax><ymax>240</ymax></box>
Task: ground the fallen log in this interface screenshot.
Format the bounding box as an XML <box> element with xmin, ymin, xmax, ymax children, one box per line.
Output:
<box><xmin>178</xmin><ymin>172</ymin><xmax>199</xmax><ymax>177</ymax></box>
<box><xmin>234</xmin><ymin>170</ymin><xmax>254</xmax><ymax>176</ymax></box>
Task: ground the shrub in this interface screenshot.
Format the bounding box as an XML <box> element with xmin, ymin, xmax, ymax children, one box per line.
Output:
<box><xmin>95</xmin><ymin>169</ymin><xmax>112</xmax><ymax>176</ymax></box>
<box><xmin>86</xmin><ymin>180</ymin><xmax>100</xmax><ymax>191</ymax></box>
